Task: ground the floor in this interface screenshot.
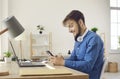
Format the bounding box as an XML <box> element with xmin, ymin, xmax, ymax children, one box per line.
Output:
<box><xmin>104</xmin><ymin>72</ymin><xmax>120</xmax><ymax>79</ymax></box>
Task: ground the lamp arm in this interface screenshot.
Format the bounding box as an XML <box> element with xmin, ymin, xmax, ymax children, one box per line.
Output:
<box><xmin>0</xmin><ymin>28</ymin><xmax>8</xmax><ymax>35</ymax></box>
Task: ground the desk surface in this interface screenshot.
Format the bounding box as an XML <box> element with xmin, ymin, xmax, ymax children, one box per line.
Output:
<box><xmin>0</xmin><ymin>62</ymin><xmax>89</xmax><ymax>79</ymax></box>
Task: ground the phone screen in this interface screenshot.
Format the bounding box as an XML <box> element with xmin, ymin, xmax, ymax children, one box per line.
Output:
<box><xmin>46</xmin><ymin>51</ymin><xmax>54</xmax><ymax>56</ymax></box>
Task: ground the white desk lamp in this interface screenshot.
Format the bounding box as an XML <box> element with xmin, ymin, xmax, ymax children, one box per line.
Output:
<box><xmin>0</xmin><ymin>16</ymin><xmax>25</xmax><ymax>76</ymax></box>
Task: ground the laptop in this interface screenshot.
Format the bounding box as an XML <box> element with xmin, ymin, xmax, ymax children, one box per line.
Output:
<box><xmin>9</xmin><ymin>40</ymin><xmax>45</xmax><ymax>67</ymax></box>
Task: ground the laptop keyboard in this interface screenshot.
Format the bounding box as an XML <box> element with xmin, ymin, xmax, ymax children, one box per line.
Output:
<box><xmin>20</xmin><ymin>62</ymin><xmax>32</xmax><ymax>65</ymax></box>
<box><xmin>19</xmin><ymin>61</ymin><xmax>45</xmax><ymax>66</ymax></box>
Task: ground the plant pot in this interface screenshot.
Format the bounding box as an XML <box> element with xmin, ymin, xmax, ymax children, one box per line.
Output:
<box><xmin>39</xmin><ymin>31</ymin><xmax>43</xmax><ymax>34</ymax></box>
<box><xmin>4</xmin><ymin>57</ymin><xmax>11</xmax><ymax>63</ymax></box>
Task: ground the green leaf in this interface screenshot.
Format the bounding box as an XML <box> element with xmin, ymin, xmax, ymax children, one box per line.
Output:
<box><xmin>4</xmin><ymin>51</ymin><xmax>12</xmax><ymax>58</ymax></box>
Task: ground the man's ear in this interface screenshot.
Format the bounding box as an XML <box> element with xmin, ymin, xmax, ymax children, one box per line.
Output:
<box><xmin>78</xmin><ymin>19</ymin><xmax>84</xmax><ymax>27</ymax></box>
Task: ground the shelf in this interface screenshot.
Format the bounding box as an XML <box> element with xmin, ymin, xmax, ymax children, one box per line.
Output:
<box><xmin>30</xmin><ymin>32</ymin><xmax>52</xmax><ymax>59</ymax></box>
<box><xmin>32</xmin><ymin>44</ymin><xmax>49</xmax><ymax>47</ymax></box>
<box><xmin>32</xmin><ymin>33</ymin><xmax>49</xmax><ymax>37</ymax></box>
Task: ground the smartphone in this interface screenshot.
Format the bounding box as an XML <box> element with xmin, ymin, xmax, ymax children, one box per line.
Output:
<box><xmin>46</xmin><ymin>50</ymin><xmax>54</xmax><ymax>56</ymax></box>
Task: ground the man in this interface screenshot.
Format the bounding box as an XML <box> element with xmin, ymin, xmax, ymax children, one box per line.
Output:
<box><xmin>50</xmin><ymin>10</ymin><xmax>104</xmax><ymax>79</ymax></box>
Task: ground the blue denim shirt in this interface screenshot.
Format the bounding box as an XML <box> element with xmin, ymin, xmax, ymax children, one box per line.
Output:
<box><xmin>65</xmin><ymin>30</ymin><xmax>104</xmax><ymax>79</ymax></box>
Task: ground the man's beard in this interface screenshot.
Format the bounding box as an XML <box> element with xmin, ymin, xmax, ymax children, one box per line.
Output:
<box><xmin>74</xmin><ymin>23</ymin><xmax>81</xmax><ymax>41</ymax></box>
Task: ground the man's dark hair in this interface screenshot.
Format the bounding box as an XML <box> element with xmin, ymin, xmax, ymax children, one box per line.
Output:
<box><xmin>63</xmin><ymin>10</ymin><xmax>85</xmax><ymax>26</ymax></box>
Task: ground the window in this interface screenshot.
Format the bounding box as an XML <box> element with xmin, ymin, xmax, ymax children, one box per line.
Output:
<box><xmin>110</xmin><ymin>0</ymin><xmax>120</xmax><ymax>50</ymax></box>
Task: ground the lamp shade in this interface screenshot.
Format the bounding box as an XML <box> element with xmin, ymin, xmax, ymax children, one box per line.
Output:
<box><xmin>3</xmin><ymin>16</ymin><xmax>24</xmax><ymax>38</ymax></box>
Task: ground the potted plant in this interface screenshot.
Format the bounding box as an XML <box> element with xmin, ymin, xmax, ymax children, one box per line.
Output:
<box><xmin>118</xmin><ymin>36</ymin><xmax>120</xmax><ymax>49</ymax></box>
<box><xmin>91</xmin><ymin>27</ymin><xmax>98</xmax><ymax>33</ymax></box>
<box><xmin>4</xmin><ymin>51</ymin><xmax>12</xmax><ymax>63</ymax></box>
<box><xmin>37</xmin><ymin>25</ymin><xmax>44</xmax><ymax>34</ymax></box>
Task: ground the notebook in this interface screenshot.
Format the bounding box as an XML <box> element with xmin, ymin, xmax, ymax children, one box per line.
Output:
<box><xmin>19</xmin><ymin>67</ymin><xmax>72</xmax><ymax>76</ymax></box>
<box><xmin>9</xmin><ymin>40</ymin><xmax>45</xmax><ymax>67</ymax></box>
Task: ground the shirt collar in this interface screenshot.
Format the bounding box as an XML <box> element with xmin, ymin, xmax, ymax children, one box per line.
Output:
<box><xmin>81</xmin><ymin>28</ymin><xmax>89</xmax><ymax>39</ymax></box>
<box><xmin>76</xmin><ymin>28</ymin><xmax>89</xmax><ymax>42</ymax></box>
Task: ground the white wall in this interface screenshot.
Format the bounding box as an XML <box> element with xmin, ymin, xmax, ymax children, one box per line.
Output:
<box><xmin>2</xmin><ymin>0</ymin><xmax>120</xmax><ymax>70</ymax></box>
<box><xmin>8</xmin><ymin>0</ymin><xmax>108</xmax><ymax>54</ymax></box>
<box><xmin>0</xmin><ymin>0</ymin><xmax>2</xmax><ymax>57</ymax></box>
<box><xmin>0</xmin><ymin>0</ymin><xmax>8</xmax><ymax>58</ymax></box>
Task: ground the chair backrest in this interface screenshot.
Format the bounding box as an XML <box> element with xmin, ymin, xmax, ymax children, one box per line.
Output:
<box><xmin>100</xmin><ymin>58</ymin><xmax>107</xmax><ymax>79</ymax></box>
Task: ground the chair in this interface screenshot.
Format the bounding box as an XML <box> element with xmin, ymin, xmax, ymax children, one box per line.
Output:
<box><xmin>100</xmin><ymin>58</ymin><xmax>107</xmax><ymax>79</ymax></box>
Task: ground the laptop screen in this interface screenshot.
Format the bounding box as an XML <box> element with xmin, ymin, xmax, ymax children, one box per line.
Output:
<box><xmin>9</xmin><ymin>40</ymin><xmax>45</xmax><ymax>67</ymax></box>
<box><xmin>9</xmin><ymin>40</ymin><xmax>19</xmax><ymax>62</ymax></box>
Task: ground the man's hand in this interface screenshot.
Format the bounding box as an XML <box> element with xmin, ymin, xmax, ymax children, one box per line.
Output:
<box><xmin>50</xmin><ymin>55</ymin><xmax>64</xmax><ymax>66</ymax></box>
